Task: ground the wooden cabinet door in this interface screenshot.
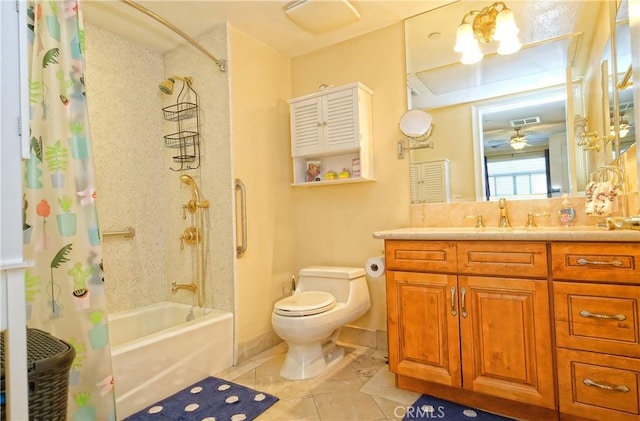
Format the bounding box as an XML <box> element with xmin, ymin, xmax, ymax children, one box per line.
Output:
<box><xmin>459</xmin><ymin>276</ymin><xmax>555</xmax><ymax>409</ymax></box>
<box><xmin>387</xmin><ymin>270</ymin><xmax>461</xmax><ymax>388</ymax></box>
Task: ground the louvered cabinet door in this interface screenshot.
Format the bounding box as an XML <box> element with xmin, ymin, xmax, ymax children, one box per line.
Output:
<box><xmin>290</xmin><ymin>96</ymin><xmax>323</xmax><ymax>157</ymax></box>
<box><xmin>323</xmin><ymin>87</ymin><xmax>361</xmax><ymax>153</ymax></box>
<box><xmin>410</xmin><ymin>160</ymin><xmax>450</xmax><ymax>204</ymax></box>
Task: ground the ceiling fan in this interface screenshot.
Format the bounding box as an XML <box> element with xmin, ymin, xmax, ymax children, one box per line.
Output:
<box><xmin>485</xmin><ymin>126</ymin><xmax>549</xmax><ymax>151</ymax></box>
<box><xmin>509</xmin><ymin>127</ymin><xmax>528</xmax><ymax>150</ymax></box>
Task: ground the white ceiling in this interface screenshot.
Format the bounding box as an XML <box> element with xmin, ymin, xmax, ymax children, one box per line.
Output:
<box><xmin>81</xmin><ymin>0</ymin><xmax>629</xmax><ymax>155</ymax></box>
<box><xmin>81</xmin><ymin>0</ymin><xmax>447</xmax><ymax>58</ymax></box>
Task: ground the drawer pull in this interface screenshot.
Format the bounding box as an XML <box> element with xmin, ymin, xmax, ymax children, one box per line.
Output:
<box><xmin>450</xmin><ymin>286</ymin><xmax>457</xmax><ymax>316</ymax></box>
<box><xmin>583</xmin><ymin>378</ymin><xmax>630</xmax><ymax>393</ymax></box>
<box><xmin>579</xmin><ymin>310</ymin><xmax>626</xmax><ymax>321</ymax></box>
<box><xmin>460</xmin><ymin>287</ymin><xmax>468</xmax><ymax>318</ymax></box>
<box><xmin>577</xmin><ymin>258</ymin><xmax>623</xmax><ymax>267</ymax></box>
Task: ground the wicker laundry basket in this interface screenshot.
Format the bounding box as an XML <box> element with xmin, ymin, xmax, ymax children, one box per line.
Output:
<box><xmin>1</xmin><ymin>328</ymin><xmax>75</xmax><ymax>421</ymax></box>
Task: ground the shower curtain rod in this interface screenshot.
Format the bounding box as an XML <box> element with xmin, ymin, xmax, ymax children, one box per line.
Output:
<box><xmin>120</xmin><ymin>0</ymin><xmax>227</xmax><ymax>72</ymax></box>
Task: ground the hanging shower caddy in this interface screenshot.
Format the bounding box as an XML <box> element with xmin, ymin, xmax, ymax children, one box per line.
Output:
<box><xmin>162</xmin><ymin>77</ymin><xmax>201</xmax><ymax>171</ymax></box>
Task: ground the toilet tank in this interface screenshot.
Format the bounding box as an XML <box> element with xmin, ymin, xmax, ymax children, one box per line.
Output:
<box><xmin>298</xmin><ymin>266</ymin><xmax>366</xmax><ymax>302</ymax></box>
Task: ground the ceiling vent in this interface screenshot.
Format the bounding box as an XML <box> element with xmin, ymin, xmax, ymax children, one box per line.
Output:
<box><xmin>284</xmin><ymin>0</ymin><xmax>360</xmax><ymax>35</ymax></box>
<box><xmin>510</xmin><ymin>116</ymin><xmax>540</xmax><ymax>127</ymax></box>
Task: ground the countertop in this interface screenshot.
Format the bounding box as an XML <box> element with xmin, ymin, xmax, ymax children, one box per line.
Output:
<box><xmin>373</xmin><ymin>226</ymin><xmax>640</xmax><ymax>242</ymax></box>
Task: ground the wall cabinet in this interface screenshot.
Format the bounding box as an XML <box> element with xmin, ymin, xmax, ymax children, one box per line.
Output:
<box><xmin>288</xmin><ymin>82</ymin><xmax>374</xmax><ymax>186</ymax></box>
<box><xmin>385</xmin><ymin>240</ymin><xmax>555</xmax><ymax>419</ymax></box>
<box><xmin>552</xmin><ymin>242</ymin><xmax>640</xmax><ymax>421</ymax></box>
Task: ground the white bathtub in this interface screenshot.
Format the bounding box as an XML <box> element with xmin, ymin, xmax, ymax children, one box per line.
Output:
<box><xmin>108</xmin><ymin>302</ymin><xmax>233</xmax><ymax>419</ymax></box>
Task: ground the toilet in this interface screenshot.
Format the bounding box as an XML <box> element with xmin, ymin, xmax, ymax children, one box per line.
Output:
<box><xmin>271</xmin><ymin>266</ymin><xmax>371</xmax><ymax>380</ymax></box>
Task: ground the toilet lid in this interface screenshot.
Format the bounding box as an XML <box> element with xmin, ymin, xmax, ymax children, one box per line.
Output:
<box><xmin>274</xmin><ymin>291</ymin><xmax>336</xmax><ymax>317</ymax></box>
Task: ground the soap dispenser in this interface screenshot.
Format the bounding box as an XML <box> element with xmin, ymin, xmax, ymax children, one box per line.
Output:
<box><xmin>558</xmin><ymin>194</ymin><xmax>576</xmax><ymax>226</ymax></box>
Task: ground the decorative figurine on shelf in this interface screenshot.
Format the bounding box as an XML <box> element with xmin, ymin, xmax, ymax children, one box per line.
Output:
<box><xmin>306</xmin><ymin>160</ymin><xmax>322</xmax><ymax>182</ymax></box>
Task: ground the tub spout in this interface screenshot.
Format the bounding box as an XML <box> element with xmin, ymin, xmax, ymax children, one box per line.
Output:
<box><xmin>171</xmin><ymin>281</ymin><xmax>197</xmax><ymax>292</ymax></box>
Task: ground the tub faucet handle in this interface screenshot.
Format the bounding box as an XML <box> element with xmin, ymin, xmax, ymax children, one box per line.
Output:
<box><xmin>182</xmin><ymin>200</ymin><xmax>196</xmax><ymax>219</ymax></box>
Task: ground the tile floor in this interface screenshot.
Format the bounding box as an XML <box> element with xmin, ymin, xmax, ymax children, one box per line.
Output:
<box><xmin>215</xmin><ymin>342</ymin><xmax>422</xmax><ymax>421</ymax></box>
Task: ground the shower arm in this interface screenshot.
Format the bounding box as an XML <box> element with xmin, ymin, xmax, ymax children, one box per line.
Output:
<box><xmin>120</xmin><ymin>0</ymin><xmax>226</xmax><ymax>72</ymax></box>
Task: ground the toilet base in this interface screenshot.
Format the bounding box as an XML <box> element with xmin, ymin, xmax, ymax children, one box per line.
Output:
<box><xmin>280</xmin><ymin>334</ymin><xmax>345</xmax><ymax>380</ymax></box>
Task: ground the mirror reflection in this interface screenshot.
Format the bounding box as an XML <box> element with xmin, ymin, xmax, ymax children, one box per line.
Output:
<box><xmin>612</xmin><ymin>1</ymin><xmax>635</xmax><ymax>158</ymax></box>
<box><xmin>405</xmin><ymin>0</ymin><xmax>624</xmax><ymax>202</ymax></box>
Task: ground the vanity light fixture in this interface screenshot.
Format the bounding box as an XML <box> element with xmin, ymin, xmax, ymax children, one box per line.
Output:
<box><xmin>576</xmin><ymin>116</ymin><xmax>608</xmax><ymax>152</ymax></box>
<box><xmin>610</xmin><ymin>114</ymin><xmax>630</xmax><ymax>139</ymax></box>
<box><xmin>454</xmin><ymin>2</ymin><xmax>521</xmax><ymax>65</ymax></box>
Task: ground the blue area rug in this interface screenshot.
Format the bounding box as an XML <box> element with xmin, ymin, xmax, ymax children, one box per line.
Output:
<box><xmin>123</xmin><ymin>376</ymin><xmax>278</xmax><ymax>421</ymax></box>
<box><xmin>403</xmin><ymin>395</ymin><xmax>515</xmax><ymax>420</ymax></box>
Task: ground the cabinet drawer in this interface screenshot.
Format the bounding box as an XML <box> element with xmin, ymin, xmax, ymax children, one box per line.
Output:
<box><xmin>551</xmin><ymin>242</ymin><xmax>640</xmax><ymax>284</ymax></box>
<box><xmin>557</xmin><ymin>348</ymin><xmax>640</xmax><ymax>421</ymax></box>
<box><xmin>457</xmin><ymin>241</ymin><xmax>547</xmax><ymax>278</ymax></box>
<box><xmin>385</xmin><ymin>240</ymin><xmax>456</xmax><ymax>273</ymax></box>
<box><xmin>554</xmin><ymin>282</ymin><xmax>640</xmax><ymax>357</ymax></box>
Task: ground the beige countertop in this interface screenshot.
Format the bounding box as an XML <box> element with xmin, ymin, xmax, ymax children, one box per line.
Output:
<box><xmin>373</xmin><ymin>226</ymin><xmax>640</xmax><ymax>242</ymax></box>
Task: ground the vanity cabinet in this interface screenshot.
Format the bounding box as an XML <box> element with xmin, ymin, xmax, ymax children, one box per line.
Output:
<box><xmin>551</xmin><ymin>242</ymin><xmax>640</xmax><ymax>421</ymax></box>
<box><xmin>288</xmin><ymin>82</ymin><xmax>374</xmax><ymax>185</ymax></box>
<box><xmin>385</xmin><ymin>240</ymin><xmax>555</xmax><ymax>417</ymax></box>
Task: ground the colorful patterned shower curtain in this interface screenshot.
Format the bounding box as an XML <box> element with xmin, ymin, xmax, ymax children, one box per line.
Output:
<box><xmin>23</xmin><ymin>1</ymin><xmax>116</xmax><ymax>419</ymax></box>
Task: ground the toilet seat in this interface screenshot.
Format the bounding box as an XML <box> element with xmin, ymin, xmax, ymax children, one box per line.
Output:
<box><xmin>274</xmin><ymin>291</ymin><xmax>336</xmax><ymax>317</ymax></box>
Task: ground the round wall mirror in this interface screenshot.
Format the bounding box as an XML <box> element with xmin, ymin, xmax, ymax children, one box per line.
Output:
<box><xmin>399</xmin><ymin>109</ymin><xmax>433</xmax><ymax>142</ymax></box>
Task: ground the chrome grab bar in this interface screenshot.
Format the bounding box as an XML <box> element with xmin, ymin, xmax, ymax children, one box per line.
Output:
<box><xmin>235</xmin><ymin>178</ymin><xmax>247</xmax><ymax>258</ymax></box>
<box><xmin>103</xmin><ymin>226</ymin><xmax>135</xmax><ymax>238</ymax></box>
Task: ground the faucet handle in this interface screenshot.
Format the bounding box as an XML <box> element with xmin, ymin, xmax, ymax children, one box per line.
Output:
<box><xmin>525</xmin><ymin>212</ymin><xmax>550</xmax><ymax>228</ymax></box>
<box><xmin>464</xmin><ymin>214</ymin><xmax>485</xmax><ymax>228</ymax></box>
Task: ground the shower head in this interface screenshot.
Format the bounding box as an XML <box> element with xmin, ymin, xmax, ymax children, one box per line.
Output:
<box><xmin>159</xmin><ymin>78</ymin><xmax>175</xmax><ymax>95</ymax></box>
<box><xmin>158</xmin><ymin>76</ymin><xmax>193</xmax><ymax>95</ymax></box>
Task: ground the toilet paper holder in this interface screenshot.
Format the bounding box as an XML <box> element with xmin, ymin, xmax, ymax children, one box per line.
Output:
<box><xmin>366</xmin><ymin>255</ymin><xmax>386</xmax><ymax>278</ymax></box>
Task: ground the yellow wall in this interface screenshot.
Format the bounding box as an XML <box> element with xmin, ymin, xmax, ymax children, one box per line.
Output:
<box><xmin>290</xmin><ymin>22</ymin><xmax>410</xmax><ymax>331</ymax></box>
<box><xmin>229</xmin><ymin>26</ymin><xmax>296</xmax><ymax>343</ymax></box>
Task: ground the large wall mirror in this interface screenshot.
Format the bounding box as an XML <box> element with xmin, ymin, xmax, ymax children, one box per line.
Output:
<box><xmin>405</xmin><ymin>0</ymin><xmax>638</xmax><ymax>203</ymax></box>
<box><xmin>611</xmin><ymin>0</ymin><xmax>635</xmax><ymax>159</ymax></box>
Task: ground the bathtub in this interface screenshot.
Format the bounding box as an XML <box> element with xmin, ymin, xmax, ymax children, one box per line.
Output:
<box><xmin>108</xmin><ymin>302</ymin><xmax>233</xmax><ymax>419</ymax></box>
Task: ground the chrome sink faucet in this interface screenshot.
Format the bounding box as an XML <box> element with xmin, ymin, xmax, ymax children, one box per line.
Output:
<box><xmin>498</xmin><ymin>198</ymin><xmax>511</xmax><ymax>228</ymax></box>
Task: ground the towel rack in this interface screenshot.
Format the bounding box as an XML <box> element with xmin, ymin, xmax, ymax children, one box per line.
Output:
<box><xmin>235</xmin><ymin>179</ymin><xmax>247</xmax><ymax>258</ymax></box>
<box><xmin>102</xmin><ymin>226</ymin><xmax>136</xmax><ymax>238</ymax></box>
<box><xmin>589</xmin><ymin>165</ymin><xmax>624</xmax><ymax>190</ymax></box>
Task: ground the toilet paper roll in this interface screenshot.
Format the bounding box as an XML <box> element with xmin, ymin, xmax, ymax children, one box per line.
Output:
<box><xmin>366</xmin><ymin>256</ymin><xmax>385</xmax><ymax>278</ymax></box>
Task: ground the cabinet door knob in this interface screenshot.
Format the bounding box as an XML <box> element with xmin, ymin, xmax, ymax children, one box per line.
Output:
<box><xmin>579</xmin><ymin>310</ymin><xmax>626</xmax><ymax>321</ymax></box>
<box><xmin>583</xmin><ymin>378</ymin><xmax>630</xmax><ymax>393</ymax></box>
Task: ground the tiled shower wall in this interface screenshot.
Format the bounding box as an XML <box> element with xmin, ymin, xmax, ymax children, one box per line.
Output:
<box><xmin>84</xmin><ymin>23</ymin><xmax>235</xmax><ymax>315</ymax></box>
<box><xmin>85</xmin><ymin>23</ymin><xmax>167</xmax><ymax>312</ymax></box>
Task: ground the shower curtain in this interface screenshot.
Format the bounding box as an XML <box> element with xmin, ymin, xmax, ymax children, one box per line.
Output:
<box><xmin>23</xmin><ymin>1</ymin><xmax>116</xmax><ymax>419</ymax></box>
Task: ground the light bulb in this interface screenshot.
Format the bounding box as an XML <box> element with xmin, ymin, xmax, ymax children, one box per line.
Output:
<box><xmin>497</xmin><ymin>36</ymin><xmax>522</xmax><ymax>55</ymax></box>
<box><xmin>510</xmin><ymin>139</ymin><xmax>526</xmax><ymax>150</ymax></box>
<box><xmin>494</xmin><ymin>8</ymin><xmax>519</xmax><ymax>41</ymax></box>
<box><xmin>454</xmin><ymin>22</ymin><xmax>474</xmax><ymax>53</ymax></box>
<box><xmin>460</xmin><ymin>38</ymin><xmax>483</xmax><ymax>64</ymax></box>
